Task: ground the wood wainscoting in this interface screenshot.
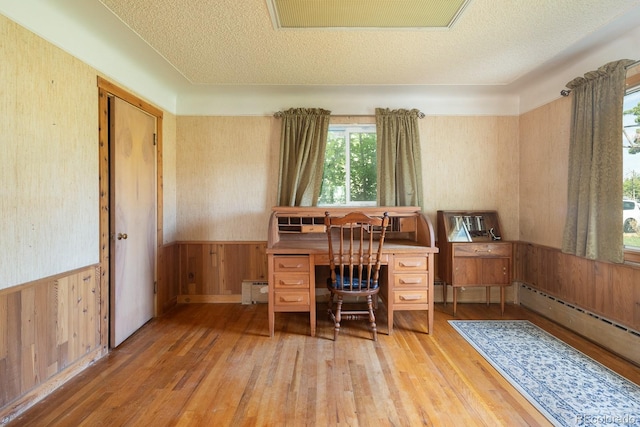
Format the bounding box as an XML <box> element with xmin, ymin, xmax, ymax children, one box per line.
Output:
<box><xmin>170</xmin><ymin>241</ymin><xmax>519</xmax><ymax>307</ymax></box>
<box><xmin>177</xmin><ymin>242</ymin><xmax>268</xmax><ymax>303</ymax></box>
<box><xmin>157</xmin><ymin>243</ymin><xmax>180</xmax><ymax>316</ymax></box>
<box><xmin>0</xmin><ymin>265</ymin><xmax>105</xmax><ymax>424</ymax></box>
<box><xmin>514</xmin><ymin>242</ymin><xmax>640</xmax><ymax>363</ymax></box>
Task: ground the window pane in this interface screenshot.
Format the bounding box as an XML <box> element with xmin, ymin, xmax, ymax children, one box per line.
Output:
<box><xmin>318</xmin><ymin>131</ymin><xmax>346</xmax><ymax>205</ymax></box>
<box><xmin>623</xmin><ymin>88</ymin><xmax>640</xmax><ymax>248</ymax></box>
<box><xmin>349</xmin><ymin>132</ymin><xmax>377</xmax><ymax>202</ymax></box>
<box><xmin>319</xmin><ymin>125</ymin><xmax>376</xmax><ymax>206</ymax></box>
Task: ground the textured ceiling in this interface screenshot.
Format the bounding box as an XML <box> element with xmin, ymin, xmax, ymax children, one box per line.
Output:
<box><xmin>96</xmin><ymin>0</ymin><xmax>638</xmax><ymax>87</ymax></box>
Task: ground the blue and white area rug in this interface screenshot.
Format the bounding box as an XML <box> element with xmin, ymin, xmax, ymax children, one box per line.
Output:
<box><xmin>449</xmin><ymin>320</ymin><xmax>640</xmax><ymax>427</ymax></box>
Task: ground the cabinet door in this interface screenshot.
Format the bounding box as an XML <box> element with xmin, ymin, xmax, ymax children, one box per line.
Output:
<box><xmin>481</xmin><ymin>258</ymin><xmax>510</xmax><ymax>285</ymax></box>
<box><xmin>452</xmin><ymin>258</ymin><xmax>480</xmax><ymax>285</ymax></box>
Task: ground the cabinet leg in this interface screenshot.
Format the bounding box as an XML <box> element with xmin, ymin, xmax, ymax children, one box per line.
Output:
<box><xmin>500</xmin><ymin>286</ymin><xmax>505</xmax><ymax>315</ymax></box>
<box><xmin>453</xmin><ymin>287</ymin><xmax>457</xmax><ymax>316</ymax></box>
<box><xmin>442</xmin><ymin>282</ymin><xmax>447</xmax><ymax>306</ymax></box>
<box><xmin>269</xmin><ymin>307</ymin><xmax>274</xmax><ymax>337</ymax></box>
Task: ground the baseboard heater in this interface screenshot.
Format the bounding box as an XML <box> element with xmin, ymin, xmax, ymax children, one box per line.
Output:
<box><xmin>519</xmin><ymin>283</ymin><xmax>640</xmax><ymax>366</ymax></box>
<box><xmin>241</xmin><ymin>280</ymin><xmax>268</xmax><ymax>304</ymax></box>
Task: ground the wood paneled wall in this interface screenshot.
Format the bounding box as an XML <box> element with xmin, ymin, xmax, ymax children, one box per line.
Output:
<box><xmin>0</xmin><ymin>266</ymin><xmax>105</xmax><ymax>422</ymax></box>
<box><xmin>514</xmin><ymin>241</ymin><xmax>640</xmax><ymax>332</ymax></box>
<box><xmin>177</xmin><ymin>242</ymin><xmax>268</xmax><ymax>303</ymax></box>
<box><xmin>157</xmin><ymin>243</ymin><xmax>180</xmax><ymax>316</ymax></box>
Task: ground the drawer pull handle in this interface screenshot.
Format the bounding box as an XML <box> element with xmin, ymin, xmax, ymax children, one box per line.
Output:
<box><xmin>279</xmin><ymin>279</ymin><xmax>303</xmax><ymax>286</ymax></box>
<box><xmin>400</xmin><ymin>294</ymin><xmax>422</xmax><ymax>301</ymax></box>
<box><xmin>399</xmin><ymin>261</ymin><xmax>422</xmax><ymax>268</ymax></box>
<box><xmin>474</xmin><ymin>249</ymin><xmax>492</xmax><ymax>253</ymax></box>
<box><xmin>400</xmin><ymin>278</ymin><xmax>423</xmax><ymax>284</ymax></box>
<box><xmin>279</xmin><ymin>262</ymin><xmax>303</xmax><ymax>269</ymax></box>
<box><xmin>280</xmin><ymin>296</ymin><xmax>303</xmax><ymax>302</ymax></box>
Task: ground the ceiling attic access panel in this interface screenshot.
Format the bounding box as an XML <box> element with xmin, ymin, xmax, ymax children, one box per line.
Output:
<box><xmin>268</xmin><ymin>0</ymin><xmax>471</xmax><ymax>29</ymax></box>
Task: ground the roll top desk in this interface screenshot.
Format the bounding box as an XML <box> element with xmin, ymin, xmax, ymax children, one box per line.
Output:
<box><xmin>266</xmin><ymin>206</ymin><xmax>438</xmax><ymax>337</ymax></box>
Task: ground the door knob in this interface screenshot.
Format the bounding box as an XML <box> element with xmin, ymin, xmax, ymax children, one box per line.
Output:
<box><xmin>117</xmin><ymin>233</ymin><xmax>128</xmax><ymax>240</ymax></box>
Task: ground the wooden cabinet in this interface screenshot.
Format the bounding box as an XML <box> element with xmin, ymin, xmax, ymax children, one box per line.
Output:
<box><xmin>437</xmin><ymin>211</ymin><xmax>512</xmax><ymax>315</ymax></box>
<box><xmin>269</xmin><ymin>254</ymin><xmax>316</xmax><ymax>336</ymax></box>
<box><xmin>387</xmin><ymin>254</ymin><xmax>433</xmax><ymax>334</ymax></box>
<box><xmin>452</xmin><ymin>243</ymin><xmax>511</xmax><ymax>286</ymax></box>
<box><xmin>273</xmin><ymin>255</ymin><xmax>312</xmax><ymax>308</ymax></box>
<box><xmin>391</xmin><ymin>255</ymin><xmax>430</xmax><ymax>305</ymax></box>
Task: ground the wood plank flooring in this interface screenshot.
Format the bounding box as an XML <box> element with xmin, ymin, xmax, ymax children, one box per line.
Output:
<box><xmin>8</xmin><ymin>302</ymin><xmax>640</xmax><ymax>426</ymax></box>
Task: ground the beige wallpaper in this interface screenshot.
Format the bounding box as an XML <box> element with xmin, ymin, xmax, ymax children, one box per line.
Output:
<box><xmin>0</xmin><ymin>16</ymin><xmax>99</xmax><ymax>289</ymax></box>
<box><xmin>421</xmin><ymin>116</ymin><xmax>520</xmax><ymax>241</ymax></box>
<box><xmin>519</xmin><ymin>97</ymin><xmax>571</xmax><ymax>248</ymax></box>
<box><xmin>162</xmin><ymin>111</ymin><xmax>178</xmax><ymax>243</ymax></box>
<box><xmin>176</xmin><ymin>116</ymin><xmax>281</xmax><ymax>241</ymax></box>
<box><xmin>176</xmin><ymin>114</ymin><xmax>521</xmax><ymax>242</ymax></box>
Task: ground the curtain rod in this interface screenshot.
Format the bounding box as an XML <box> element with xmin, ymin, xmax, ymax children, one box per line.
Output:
<box><xmin>560</xmin><ymin>59</ymin><xmax>640</xmax><ymax>97</ymax></box>
<box><xmin>273</xmin><ymin>111</ymin><xmax>425</xmax><ymax>118</ymax></box>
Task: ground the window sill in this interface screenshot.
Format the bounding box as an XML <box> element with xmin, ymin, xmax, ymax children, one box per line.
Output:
<box><xmin>623</xmin><ymin>248</ymin><xmax>640</xmax><ymax>264</ymax></box>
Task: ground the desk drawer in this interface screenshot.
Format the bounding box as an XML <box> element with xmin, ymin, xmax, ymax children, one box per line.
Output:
<box><xmin>273</xmin><ymin>256</ymin><xmax>310</xmax><ymax>272</ymax></box>
<box><xmin>394</xmin><ymin>273</ymin><xmax>428</xmax><ymax>288</ymax></box>
<box><xmin>393</xmin><ymin>290</ymin><xmax>429</xmax><ymax>304</ymax></box>
<box><xmin>274</xmin><ymin>273</ymin><xmax>309</xmax><ymax>288</ymax></box>
<box><xmin>393</xmin><ymin>256</ymin><xmax>428</xmax><ymax>272</ymax></box>
<box><xmin>274</xmin><ymin>290</ymin><xmax>310</xmax><ymax>306</ymax></box>
<box><xmin>454</xmin><ymin>243</ymin><xmax>511</xmax><ymax>257</ymax></box>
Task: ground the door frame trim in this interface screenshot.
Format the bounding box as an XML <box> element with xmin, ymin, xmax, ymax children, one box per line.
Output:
<box><xmin>97</xmin><ymin>76</ymin><xmax>164</xmax><ymax>350</ymax></box>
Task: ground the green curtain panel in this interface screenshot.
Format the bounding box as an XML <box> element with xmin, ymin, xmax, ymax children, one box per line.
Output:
<box><xmin>375</xmin><ymin>108</ymin><xmax>424</xmax><ymax>208</ymax></box>
<box><xmin>562</xmin><ymin>59</ymin><xmax>635</xmax><ymax>263</ymax></box>
<box><xmin>276</xmin><ymin>108</ymin><xmax>331</xmax><ymax>206</ymax></box>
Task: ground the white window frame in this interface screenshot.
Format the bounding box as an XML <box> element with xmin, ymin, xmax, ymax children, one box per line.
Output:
<box><xmin>622</xmin><ymin>71</ymin><xmax>640</xmax><ymax>262</ymax></box>
<box><xmin>319</xmin><ymin>124</ymin><xmax>377</xmax><ymax>207</ymax></box>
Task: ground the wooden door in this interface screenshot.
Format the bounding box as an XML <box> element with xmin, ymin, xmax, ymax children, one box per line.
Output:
<box><xmin>110</xmin><ymin>97</ymin><xmax>156</xmax><ymax>347</ymax></box>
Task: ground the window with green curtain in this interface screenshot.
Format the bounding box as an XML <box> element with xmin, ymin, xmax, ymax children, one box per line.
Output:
<box><xmin>561</xmin><ymin>59</ymin><xmax>635</xmax><ymax>263</ymax></box>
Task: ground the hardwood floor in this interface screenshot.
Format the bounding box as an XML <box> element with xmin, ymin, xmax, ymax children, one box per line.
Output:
<box><xmin>8</xmin><ymin>302</ymin><xmax>640</xmax><ymax>426</ymax></box>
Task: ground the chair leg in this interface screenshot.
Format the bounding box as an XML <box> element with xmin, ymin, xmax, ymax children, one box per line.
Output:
<box><xmin>367</xmin><ymin>295</ymin><xmax>377</xmax><ymax>341</ymax></box>
<box><xmin>327</xmin><ymin>291</ymin><xmax>334</xmax><ymax>319</ymax></box>
<box><xmin>334</xmin><ymin>296</ymin><xmax>343</xmax><ymax>340</ymax></box>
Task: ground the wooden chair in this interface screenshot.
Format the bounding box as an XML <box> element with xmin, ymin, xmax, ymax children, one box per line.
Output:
<box><xmin>325</xmin><ymin>211</ymin><xmax>389</xmax><ymax>341</ymax></box>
